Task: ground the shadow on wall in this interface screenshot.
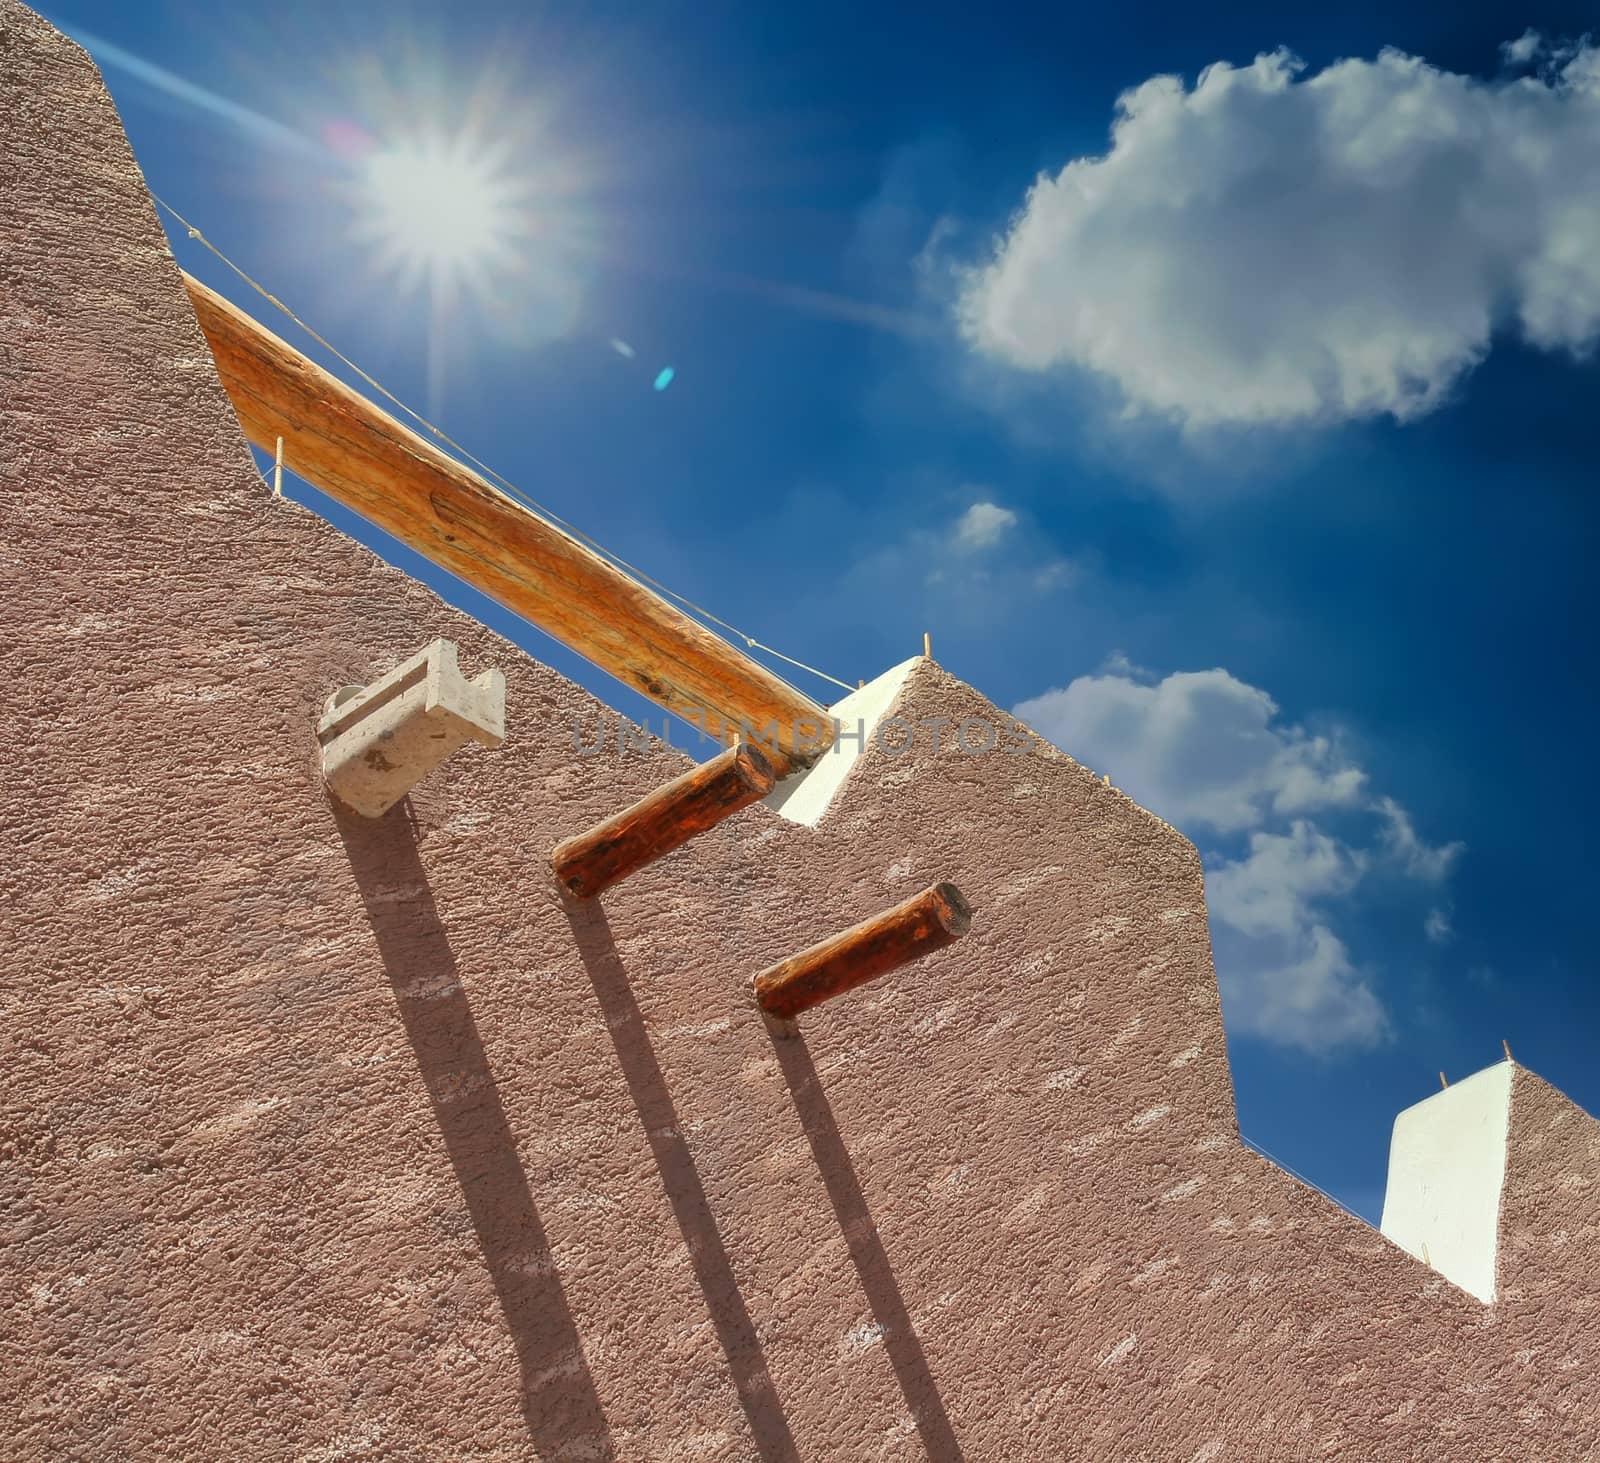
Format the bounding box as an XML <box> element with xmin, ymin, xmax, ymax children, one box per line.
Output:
<box><xmin>769</xmin><ymin>1032</ymin><xmax>967</xmax><ymax>1463</ymax></box>
<box><xmin>562</xmin><ymin>894</ymin><xmax>804</xmax><ymax>1463</ymax></box>
<box><xmin>337</xmin><ymin>802</ymin><xmax>617</xmax><ymax>1460</ymax></box>
<box><xmin>563</xmin><ymin>896</ymin><xmax>967</xmax><ymax>1463</ymax></box>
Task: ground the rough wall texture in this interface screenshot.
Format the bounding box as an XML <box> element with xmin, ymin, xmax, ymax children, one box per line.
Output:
<box><xmin>1</xmin><ymin>4</ymin><xmax>1596</xmax><ymax>1459</ymax></box>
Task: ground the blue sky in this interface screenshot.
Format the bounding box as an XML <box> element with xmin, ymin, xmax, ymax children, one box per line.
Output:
<box><xmin>53</xmin><ymin>0</ymin><xmax>1600</xmax><ymax>1222</ymax></box>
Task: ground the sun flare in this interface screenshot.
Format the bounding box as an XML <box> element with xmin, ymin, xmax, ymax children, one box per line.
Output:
<box><xmin>352</xmin><ymin>133</ymin><xmax>526</xmax><ymax>297</ymax></box>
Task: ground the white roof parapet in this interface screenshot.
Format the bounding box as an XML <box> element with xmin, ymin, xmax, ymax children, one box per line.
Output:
<box><xmin>764</xmin><ymin>657</ymin><xmax>923</xmax><ymax>828</ymax></box>
<box><xmin>1380</xmin><ymin>1060</ymin><xmax>1514</xmax><ymax>1303</ymax></box>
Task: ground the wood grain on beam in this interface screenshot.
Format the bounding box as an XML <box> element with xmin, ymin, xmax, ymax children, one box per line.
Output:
<box><xmin>182</xmin><ymin>273</ymin><xmax>830</xmax><ymax>771</ymax></box>
<box><xmin>753</xmin><ymin>882</ymin><xmax>972</xmax><ymax>1022</ymax></box>
<box><xmin>552</xmin><ymin>742</ymin><xmax>777</xmax><ymax>898</ymax></box>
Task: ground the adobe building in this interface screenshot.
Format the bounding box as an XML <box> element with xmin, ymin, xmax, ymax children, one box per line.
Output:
<box><xmin>2</xmin><ymin>4</ymin><xmax>1596</xmax><ymax>1457</ymax></box>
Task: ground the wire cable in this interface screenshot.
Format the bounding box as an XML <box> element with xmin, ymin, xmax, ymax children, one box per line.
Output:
<box><xmin>1239</xmin><ymin>1132</ymin><xmax>1368</xmax><ymax>1221</ymax></box>
<box><xmin>150</xmin><ymin>191</ymin><xmax>857</xmax><ymax>697</ymax></box>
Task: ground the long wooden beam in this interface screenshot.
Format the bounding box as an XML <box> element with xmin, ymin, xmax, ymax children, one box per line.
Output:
<box><xmin>182</xmin><ymin>273</ymin><xmax>830</xmax><ymax>772</ymax></box>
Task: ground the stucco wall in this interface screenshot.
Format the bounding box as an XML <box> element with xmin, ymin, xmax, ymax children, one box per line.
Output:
<box><xmin>2</xmin><ymin>4</ymin><xmax>1597</xmax><ymax>1459</ymax></box>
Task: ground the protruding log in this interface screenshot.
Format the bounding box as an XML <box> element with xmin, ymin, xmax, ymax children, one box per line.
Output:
<box><xmin>753</xmin><ymin>883</ymin><xmax>972</xmax><ymax>1022</ymax></box>
<box><xmin>552</xmin><ymin>742</ymin><xmax>777</xmax><ymax>898</ymax></box>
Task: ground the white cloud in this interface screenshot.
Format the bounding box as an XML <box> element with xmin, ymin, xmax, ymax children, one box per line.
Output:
<box><xmin>1014</xmin><ymin>664</ymin><xmax>1462</xmax><ymax>1051</ymax></box>
<box><xmin>1211</xmin><ymin>920</ymin><xmax>1388</xmax><ymax>1050</ymax></box>
<box><xmin>1502</xmin><ymin>30</ymin><xmax>1542</xmax><ymax>66</ymax></box>
<box><xmin>1031</xmin><ymin>558</ymin><xmax>1080</xmax><ymax>591</ymax></box>
<box><xmin>1206</xmin><ymin>826</ymin><xmax>1385</xmax><ymax>1048</ymax></box>
<box><xmin>1425</xmin><ymin>907</ymin><xmax>1454</xmax><ymax>943</ymax></box>
<box><xmin>1376</xmin><ymin>796</ymin><xmax>1464</xmax><ymax>881</ymax></box>
<box><xmin>1207</xmin><ymin>821</ymin><xmax>1366</xmax><ymax>939</ymax></box>
<box><xmin>838</xmin><ymin>497</ymin><xmax>1079</xmax><ymax>627</ymax></box>
<box><xmin>959</xmin><ymin>41</ymin><xmax>1600</xmax><ymax>428</ymax></box>
<box><xmin>1013</xmin><ymin>667</ymin><xmax>1367</xmax><ymax>834</ymax></box>
<box><xmin>953</xmin><ymin>500</ymin><xmax>1019</xmax><ymax>550</ymax></box>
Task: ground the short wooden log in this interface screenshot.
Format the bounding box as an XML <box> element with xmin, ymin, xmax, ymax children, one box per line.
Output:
<box><xmin>753</xmin><ymin>883</ymin><xmax>972</xmax><ymax>1022</ymax></box>
<box><xmin>552</xmin><ymin>742</ymin><xmax>777</xmax><ymax>898</ymax></box>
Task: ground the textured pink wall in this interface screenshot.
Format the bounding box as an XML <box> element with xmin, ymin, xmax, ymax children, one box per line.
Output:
<box><xmin>2</xmin><ymin>4</ymin><xmax>1597</xmax><ymax>1458</ymax></box>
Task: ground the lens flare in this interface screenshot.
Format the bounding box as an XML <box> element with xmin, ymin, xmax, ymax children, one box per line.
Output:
<box><xmin>351</xmin><ymin>133</ymin><xmax>526</xmax><ymax>297</ymax></box>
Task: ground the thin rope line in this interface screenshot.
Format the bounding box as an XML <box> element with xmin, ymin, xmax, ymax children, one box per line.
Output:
<box><xmin>151</xmin><ymin>192</ymin><xmax>857</xmax><ymax>697</ymax></box>
<box><xmin>1239</xmin><ymin>1132</ymin><xmax>1363</xmax><ymax>1218</ymax></box>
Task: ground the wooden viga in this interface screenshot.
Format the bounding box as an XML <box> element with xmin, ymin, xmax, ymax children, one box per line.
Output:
<box><xmin>751</xmin><ymin>883</ymin><xmax>973</xmax><ymax>1028</ymax></box>
<box><xmin>549</xmin><ymin>740</ymin><xmax>971</xmax><ymax>1028</ymax></box>
<box><xmin>551</xmin><ymin>742</ymin><xmax>778</xmax><ymax>899</ymax></box>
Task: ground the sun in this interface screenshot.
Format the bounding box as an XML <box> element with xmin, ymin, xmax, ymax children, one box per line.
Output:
<box><xmin>351</xmin><ymin>132</ymin><xmax>527</xmax><ymax>299</ymax></box>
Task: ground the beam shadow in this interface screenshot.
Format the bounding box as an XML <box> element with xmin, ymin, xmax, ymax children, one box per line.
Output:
<box><xmin>561</xmin><ymin>895</ymin><xmax>802</xmax><ymax>1463</ymax></box>
<box><xmin>338</xmin><ymin>804</ymin><xmax>615</xmax><ymax>1460</ymax></box>
<box><xmin>769</xmin><ymin>1031</ymin><xmax>967</xmax><ymax>1462</ymax></box>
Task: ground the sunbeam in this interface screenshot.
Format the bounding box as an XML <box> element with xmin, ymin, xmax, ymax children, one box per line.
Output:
<box><xmin>57</xmin><ymin>22</ymin><xmax>325</xmax><ymax>162</ymax></box>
